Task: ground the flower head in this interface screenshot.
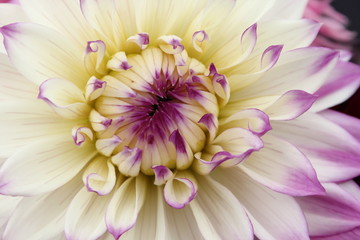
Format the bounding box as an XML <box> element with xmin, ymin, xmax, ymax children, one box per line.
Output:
<box><xmin>1</xmin><ymin>0</ymin><xmax>360</xmax><ymax>239</ymax></box>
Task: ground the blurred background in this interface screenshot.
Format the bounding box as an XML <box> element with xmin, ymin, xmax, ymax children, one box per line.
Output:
<box><xmin>331</xmin><ymin>0</ymin><xmax>360</xmax><ymax>184</ymax></box>
<box><xmin>331</xmin><ymin>0</ymin><xmax>360</xmax><ymax>118</ymax></box>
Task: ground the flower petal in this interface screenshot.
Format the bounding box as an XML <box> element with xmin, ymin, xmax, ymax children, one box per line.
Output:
<box><xmin>241</xmin><ymin>134</ymin><xmax>325</xmax><ymax>196</ymax></box>
<box><xmin>312</xmin><ymin>61</ymin><xmax>360</xmax><ymax>112</ymax></box>
<box><xmin>0</xmin><ymin>22</ymin><xmax>88</xmax><ymax>87</ymax></box>
<box><xmin>119</xmin><ymin>185</ymin><xmax>165</xmax><ymax>240</ymax></box>
<box><xmin>236</xmin><ymin>47</ymin><xmax>339</xmax><ymax>98</ymax></box>
<box><xmin>80</xmin><ymin>0</ymin><xmax>121</xmax><ymax>52</ymax></box>
<box><xmin>190</xmin><ymin>176</ymin><xmax>253</xmax><ymax>240</ymax></box>
<box><xmin>38</xmin><ymin>78</ymin><xmax>90</xmax><ymax>119</ymax></box>
<box><xmin>65</xmin><ymin>186</ymin><xmax>112</xmax><ymax>240</ymax></box>
<box><xmin>296</xmin><ymin>183</ymin><xmax>360</xmax><ymax>237</ymax></box>
<box><xmin>219</xmin><ymin>108</ymin><xmax>271</xmax><ymax>136</ymax></box>
<box><xmin>19</xmin><ymin>0</ymin><xmax>98</xmax><ymax>50</ymax></box>
<box><xmin>211</xmin><ymin>127</ymin><xmax>264</xmax><ymax>167</ymax></box>
<box><xmin>0</xmin><ymin>54</ymin><xmax>38</xmax><ymax>101</ymax></box>
<box><xmin>261</xmin><ymin>0</ymin><xmax>308</xmax><ymax>20</ymax></box>
<box><xmin>271</xmin><ymin>113</ymin><xmax>360</xmax><ymax>182</ymax></box>
<box><xmin>320</xmin><ymin>110</ymin><xmax>360</xmax><ymax>141</ymax></box>
<box><xmin>112</xmin><ymin>147</ymin><xmax>142</xmax><ymax>177</ymax></box>
<box><xmin>0</xmin><ymin>195</ymin><xmax>21</xmax><ymax>229</ymax></box>
<box><xmin>83</xmin><ymin>155</ymin><xmax>116</xmax><ymax>196</ymax></box>
<box><xmin>212</xmin><ymin>167</ymin><xmax>310</xmax><ymax>240</ymax></box>
<box><xmin>2</xmin><ymin>176</ymin><xmax>83</xmax><ymax>240</ymax></box>
<box><xmin>0</xmin><ymin>100</ymin><xmax>79</xmax><ymax>158</ymax></box>
<box><xmin>0</xmin><ymin>3</ymin><xmax>28</xmax><ymax>53</ymax></box>
<box><xmin>106</xmin><ymin>175</ymin><xmax>147</xmax><ymax>239</ymax></box>
<box><xmin>264</xmin><ymin>90</ymin><xmax>317</xmax><ymax>120</ymax></box>
<box><xmin>163</xmin><ymin>171</ymin><xmax>197</xmax><ymax>209</ymax></box>
<box><xmin>0</xmin><ymin>135</ymin><xmax>97</xmax><ymax>196</ymax></box>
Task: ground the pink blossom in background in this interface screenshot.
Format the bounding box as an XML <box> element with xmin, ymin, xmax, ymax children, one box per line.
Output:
<box><xmin>304</xmin><ymin>0</ymin><xmax>357</xmax><ymax>51</ymax></box>
<box><xmin>0</xmin><ymin>0</ymin><xmax>18</xmax><ymax>3</ymax></box>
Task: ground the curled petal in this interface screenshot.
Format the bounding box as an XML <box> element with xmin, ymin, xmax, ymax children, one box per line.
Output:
<box><xmin>198</xmin><ymin>113</ymin><xmax>218</xmax><ymax>142</ymax></box>
<box><xmin>163</xmin><ymin>171</ymin><xmax>197</xmax><ymax>209</ymax></box>
<box><xmin>106</xmin><ymin>175</ymin><xmax>147</xmax><ymax>240</ymax></box>
<box><xmin>89</xmin><ymin>109</ymin><xmax>113</xmax><ymax>132</ymax></box>
<box><xmin>210</xmin><ymin>23</ymin><xmax>258</xmax><ymax>71</ymax></box>
<box><xmin>260</xmin><ymin>45</ymin><xmax>283</xmax><ymax>71</ymax></box>
<box><xmin>158</xmin><ymin>35</ymin><xmax>184</xmax><ymax>55</ymax></box>
<box><xmin>95</xmin><ymin>135</ymin><xmax>122</xmax><ymax>157</ymax></box>
<box><xmin>127</xmin><ymin>33</ymin><xmax>150</xmax><ymax>50</ymax></box>
<box><xmin>85</xmin><ymin>76</ymin><xmax>107</xmax><ymax>101</ymax></box>
<box><xmin>193</xmin><ymin>151</ymin><xmax>229</xmax><ymax>175</ymax></box>
<box><xmin>38</xmin><ymin>78</ymin><xmax>90</xmax><ymax>119</ymax></box>
<box><xmin>192</xmin><ymin>30</ymin><xmax>209</xmax><ymax>53</ymax></box>
<box><xmin>208</xmin><ymin>63</ymin><xmax>230</xmax><ymax>106</ymax></box>
<box><xmin>169</xmin><ymin>130</ymin><xmax>193</xmax><ymax>170</ymax></box>
<box><xmin>84</xmin><ymin>40</ymin><xmax>107</xmax><ymax>75</ymax></box>
<box><xmin>83</xmin><ymin>155</ymin><xmax>116</xmax><ymax>196</ymax></box>
<box><xmin>219</xmin><ymin>108</ymin><xmax>271</xmax><ymax>136</ymax></box>
<box><xmin>211</xmin><ymin>128</ymin><xmax>264</xmax><ymax>167</ymax></box>
<box><xmin>152</xmin><ymin>165</ymin><xmax>174</xmax><ymax>186</ymax></box>
<box><xmin>112</xmin><ymin>147</ymin><xmax>142</xmax><ymax>177</ymax></box>
<box><xmin>107</xmin><ymin>52</ymin><xmax>132</xmax><ymax>71</ymax></box>
<box><xmin>72</xmin><ymin>126</ymin><xmax>94</xmax><ymax>146</ymax></box>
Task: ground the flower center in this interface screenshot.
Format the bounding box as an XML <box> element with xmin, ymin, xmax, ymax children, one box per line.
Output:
<box><xmin>91</xmin><ymin>46</ymin><xmax>222</xmax><ymax>175</ymax></box>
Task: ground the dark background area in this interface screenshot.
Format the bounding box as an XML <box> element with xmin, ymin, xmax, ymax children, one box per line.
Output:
<box><xmin>331</xmin><ymin>0</ymin><xmax>360</xmax><ymax>119</ymax></box>
<box><xmin>331</xmin><ymin>0</ymin><xmax>360</xmax><ymax>184</ymax></box>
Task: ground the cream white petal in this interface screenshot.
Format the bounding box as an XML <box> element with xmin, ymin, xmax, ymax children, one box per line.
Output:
<box><xmin>0</xmin><ymin>53</ymin><xmax>37</xmax><ymax>101</ymax></box>
<box><xmin>120</xmin><ymin>185</ymin><xmax>166</xmax><ymax>240</ymax></box>
<box><xmin>2</xmin><ymin>176</ymin><xmax>83</xmax><ymax>240</ymax></box>
<box><xmin>0</xmin><ymin>3</ymin><xmax>28</xmax><ymax>53</ymax></box>
<box><xmin>38</xmin><ymin>78</ymin><xmax>89</xmax><ymax>116</ymax></box>
<box><xmin>234</xmin><ymin>47</ymin><xmax>339</xmax><ymax>99</ymax></box>
<box><xmin>0</xmin><ymin>195</ymin><xmax>21</xmax><ymax>229</ymax></box>
<box><xmin>65</xmin><ymin>187</ymin><xmax>112</xmax><ymax>240</ymax></box>
<box><xmin>80</xmin><ymin>0</ymin><xmax>122</xmax><ymax>52</ymax></box>
<box><xmin>83</xmin><ymin>156</ymin><xmax>116</xmax><ymax>196</ymax></box>
<box><xmin>0</xmin><ymin>134</ymin><xmax>97</xmax><ymax>196</ymax></box>
<box><xmin>1</xmin><ymin>22</ymin><xmax>89</xmax><ymax>87</ymax></box>
<box><xmin>0</xmin><ymin>100</ymin><xmax>80</xmax><ymax>158</ymax></box>
<box><xmin>190</xmin><ymin>176</ymin><xmax>253</xmax><ymax>240</ymax></box>
<box><xmin>261</xmin><ymin>0</ymin><xmax>308</xmax><ymax>21</ymax></box>
<box><xmin>199</xmin><ymin>0</ymin><xmax>274</xmax><ymax>64</ymax></box>
<box><xmin>212</xmin><ymin>168</ymin><xmax>310</xmax><ymax>240</ymax></box>
<box><xmin>105</xmin><ymin>175</ymin><xmax>147</xmax><ymax>239</ymax></box>
<box><xmin>19</xmin><ymin>0</ymin><xmax>98</xmax><ymax>50</ymax></box>
<box><xmin>160</xmin><ymin>199</ymin><xmax>204</xmax><ymax>240</ymax></box>
<box><xmin>133</xmin><ymin>0</ymin><xmax>207</xmax><ymax>40</ymax></box>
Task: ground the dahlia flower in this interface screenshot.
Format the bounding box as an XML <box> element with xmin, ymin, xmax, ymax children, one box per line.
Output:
<box><xmin>304</xmin><ymin>0</ymin><xmax>356</xmax><ymax>51</ymax></box>
<box><xmin>1</xmin><ymin>0</ymin><xmax>360</xmax><ymax>239</ymax></box>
